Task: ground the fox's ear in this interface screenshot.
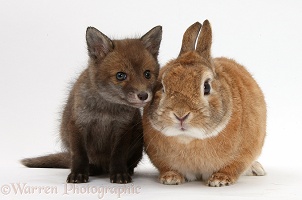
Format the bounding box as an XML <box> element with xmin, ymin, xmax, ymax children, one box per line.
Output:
<box><xmin>86</xmin><ymin>27</ymin><xmax>114</xmax><ymax>60</ymax></box>
<box><xmin>140</xmin><ymin>26</ymin><xmax>162</xmax><ymax>58</ymax></box>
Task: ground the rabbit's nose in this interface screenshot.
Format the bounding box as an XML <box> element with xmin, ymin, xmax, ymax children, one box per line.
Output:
<box><xmin>137</xmin><ymin>92</ymin><xmax>149</xmax><ymax>101</ymax></box>
<box><xmin>174</xmin><ymin>112</ymin><xmax>190</xmax><ymax>122</ymax></box>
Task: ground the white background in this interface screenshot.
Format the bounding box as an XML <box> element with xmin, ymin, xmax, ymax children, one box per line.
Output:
<box><xmin>0</xmin><ymin>0</ymin><xmax>302</xmax><ymax>199</ymax></box>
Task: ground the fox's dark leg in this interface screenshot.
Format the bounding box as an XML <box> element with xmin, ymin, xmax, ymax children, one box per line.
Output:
<box><xmin>66</xmin><ymin>120</ymin><xmax>89</xmax><ymax>183</ymax></box>
<box><xmin>127</xmin><ymin>117</ymin><xmax>144</xmax><ymax>176</ymax></box>
<box><xmin>127</xmin><ymin>147</ymin><xmax>143</xmax><ymax>176</ymax></box>
<box><xmin>109</xmin><ymin>124</ymin><xmax>133</xmax><ymax>184</ymax></box>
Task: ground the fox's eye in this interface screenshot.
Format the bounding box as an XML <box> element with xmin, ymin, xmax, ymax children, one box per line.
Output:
<box><xmin>144</xmin><ymin>70</ymin><xmax>151</xmax><ymax>79</ymax></box>
<box><xmin>116</xmin><ymin>72</ymin><xmax>127</xmax><ymax>81</ymax></box>
<box><xmin>204</xmin><ymin>80</ymin><xmax>211</xmax><ymax>95</ymax></box>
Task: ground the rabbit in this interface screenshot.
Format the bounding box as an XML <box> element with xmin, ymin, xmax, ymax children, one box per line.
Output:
<box><xmin>142</xmin><ymin>20</ymin><xmax>266</xmax><ymax>187</ymax></box>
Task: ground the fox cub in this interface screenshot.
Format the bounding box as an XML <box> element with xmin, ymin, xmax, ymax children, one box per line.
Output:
<box><xmin>21</xmin><ymin>25</ymin><xmax>162</xmax><ymax>184</ymax></box>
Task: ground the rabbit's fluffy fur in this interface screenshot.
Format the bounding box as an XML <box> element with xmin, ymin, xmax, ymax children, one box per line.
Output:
<box><xmin>143</xmin><ymin>20</ymin><xmax>266</xmax><ymax>187</ymax></box>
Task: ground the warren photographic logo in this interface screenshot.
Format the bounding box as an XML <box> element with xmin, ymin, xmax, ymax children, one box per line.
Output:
<box><xmin>1</xmin><ymin>183</ymin><xmax>141</xmax><ymax>199</ymax></box>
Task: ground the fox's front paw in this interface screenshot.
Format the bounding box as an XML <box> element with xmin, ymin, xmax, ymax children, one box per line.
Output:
<box><xmin>110</xmin><ymin>173</ymin><xmax>132</xmax><ymax>184</ymax></box>
<box><xmin>207</xmin><ymin>172</ymin><xmax>235</xmax><ymax>187</ymax></box>
<box><xmin>67</xmin><ymin>172</ymin><xmax>89</xmax><ymax>183</ymax></box>
<box><xmin>160</xmin><ymin>171</ymin><xmax>185</xmax><ymax>185</ymax></box>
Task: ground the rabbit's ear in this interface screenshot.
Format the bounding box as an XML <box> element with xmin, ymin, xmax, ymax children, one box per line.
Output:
<box><xmin>196</xmin><ymin>20</ymin><xmax>212</xmax><ymax>61</ymax></box>
<box><xmin>178</xmin><ymin>22</ymin><xmax>202</xmax><ymax>57</ymax></box>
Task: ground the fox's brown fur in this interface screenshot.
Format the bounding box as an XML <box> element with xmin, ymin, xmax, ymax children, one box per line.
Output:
<box><xmin>22</xmin><ymin>25</ymin><xmax>162</xmax><ymax>184</ymax></box>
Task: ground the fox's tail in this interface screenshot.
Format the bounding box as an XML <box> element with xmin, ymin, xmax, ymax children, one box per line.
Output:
<box><xmin>21</xmin><ymin>152</ymin><xmax>70</xmax><ymax>168</ymax></box>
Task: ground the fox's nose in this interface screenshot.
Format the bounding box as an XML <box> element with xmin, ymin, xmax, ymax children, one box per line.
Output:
<box><xmin>137</xmin><ymin>92</ymin><xmax>149</xmax><ymax>101</ymax></box>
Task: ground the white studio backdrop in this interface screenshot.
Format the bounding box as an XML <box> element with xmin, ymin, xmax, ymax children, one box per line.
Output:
<box><xmin>0</xmin><ymin>1</ymin><xmax>301</xmax><ymax>199</ymax></box>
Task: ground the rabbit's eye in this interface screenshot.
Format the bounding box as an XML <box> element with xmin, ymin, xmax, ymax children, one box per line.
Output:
<box><xmin>204</xmin><ymin>80</ymin><xmax>211</xmax><ymax>95</ymax></box>
<box><xmin>116</xmin><ymin>72</ymin><xmax>127</xmax><ymax>81</ymax></box>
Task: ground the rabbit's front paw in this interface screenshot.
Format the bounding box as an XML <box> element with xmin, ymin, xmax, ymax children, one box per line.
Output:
<box><xmin>207</xmin><ymin>172</ymin><xmax>235</xmax><ymax>187</ymax></box>
<box><xmin>160</xmin><ymin>171</ymin><xmax>185</xmax><ymax>185</ymax></box>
